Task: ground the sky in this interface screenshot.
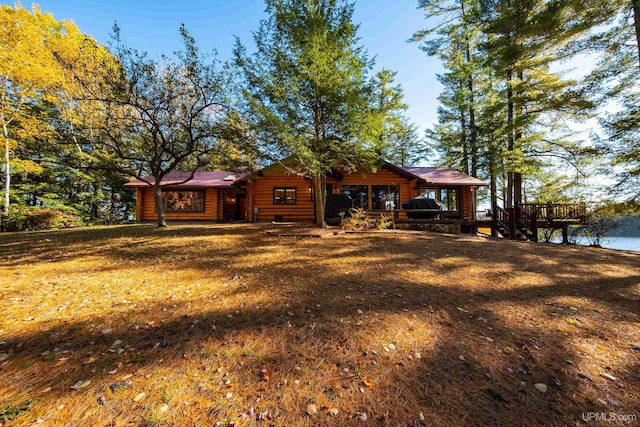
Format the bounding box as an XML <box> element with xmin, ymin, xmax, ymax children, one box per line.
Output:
<box><xmin>29</xmin><ymin>0</ymin><xmax>444</xmax><ymax>137</ymax></box>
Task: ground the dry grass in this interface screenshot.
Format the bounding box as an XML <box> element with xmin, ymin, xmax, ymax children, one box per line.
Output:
<box><xmin>0</xmin><ymin>223</ymin><xmax>639</xmax><ymax>426</ymax></box>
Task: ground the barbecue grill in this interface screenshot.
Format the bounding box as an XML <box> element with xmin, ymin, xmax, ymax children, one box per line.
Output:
<box><xmin>401</xmin><ymin>196</ymin><xmax>442</xmax><ymax>219</ymax></box>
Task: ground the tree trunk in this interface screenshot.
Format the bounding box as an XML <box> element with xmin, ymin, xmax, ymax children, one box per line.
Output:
<box><xmin>506</xmin><ymin>70</ymin><xmax>514</xmax><ymax>208</ymax></box>
<box><xmin>3</xmin><ymin>122</ymin><xmax>10</xmax><ymax>215</ymax></box>
<box><xmin>633</xmin><ymin>0</ymin><xmax>640</xmax><ymax>68</ymax></box>
<box><xmin>462</xmin><ymin>8</ymin><xmax>478</xmax><ymax>177</ymax></box>
<box><xmin>513</xmin><ymin>70</ymin><xmax>524</xmax><ymax>203</ymax></box>
<box><xmin>489</xmin><ymin>153</ymin><xmax>497</xmax><ymax>209</ymax></box>
<box><xmin>460</xmin><ymin>105</ymin><xmax>469</xmax><ymax>175</ymax></box>
<box><xmin>152</xmin><ymin>184</ymin><xmax>167</xmax><ymax>227</ymax></box>
<box><xmin>313</xmin><ymin>173</ymin><xmax>327</xmax><ymax>228</ymax></box>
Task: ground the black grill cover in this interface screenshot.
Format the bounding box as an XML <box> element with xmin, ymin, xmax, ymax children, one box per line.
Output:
<box><xmin>401</xmin><ymin>197</ymin><xmax>441</xmax><ymax>219</ymax></box>
<box><xmin>325</xmin><ymin>193</ymin><xmax>353</xmax><ymax>218</ymax></box>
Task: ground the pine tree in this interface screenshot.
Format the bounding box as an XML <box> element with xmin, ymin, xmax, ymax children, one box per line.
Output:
<box><xmin>584</xmin><ymin>0</ymin><xmax>640</xmax><ymax>203</ymax></box>
<box><xmin>235</xmin><ymin>0</ymin><xmax>393</xmax><ymax>226</ymax></box>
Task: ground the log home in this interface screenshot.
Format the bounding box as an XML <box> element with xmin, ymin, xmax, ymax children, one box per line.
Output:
<box><xmin>124</xmin><ymin>161</ymin><xmax>487</xmax><ymax>226</ymax></box>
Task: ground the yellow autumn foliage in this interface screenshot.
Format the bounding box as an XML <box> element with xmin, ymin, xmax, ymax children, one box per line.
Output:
<box><xmin>1</xmin><ymin>3</ymin><xmax>118</xmax><ymax>210</ymax></box>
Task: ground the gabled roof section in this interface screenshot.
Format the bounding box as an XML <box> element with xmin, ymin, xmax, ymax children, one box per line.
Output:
<box><xmin>124</xmin><ymin>171</ymin><xmax>245</xmax><ymax>188</ymax></box>
<box><xmin>402</xmin><ymin>167</ymin><xmax>488</xmax><ymax>186</ymax></box>
<box><xmin>382</xmin><ymin>162</ymin><xmax>426</xmax><ymax>183</ymax></box>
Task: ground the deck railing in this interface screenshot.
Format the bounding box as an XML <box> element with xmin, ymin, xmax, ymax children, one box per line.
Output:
<box><xmin>493</xmin><ymin>204</ymin><xmax>512</xmax><ymax>238</ymax></box>
<box><xmin>519</xmin><ymin>203</ymin><xmax>586</xmax><ymax>223</ymax></box>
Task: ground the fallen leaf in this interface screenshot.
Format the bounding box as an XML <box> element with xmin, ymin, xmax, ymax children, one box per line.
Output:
<box><xmin>535</xmin><ymin>383</ymin><xmax>547</xmax><ymax>393</ymax></box>
<box><xmin>600</xmin><ymin>373</ymin><xmax>616</xmax><ymax>381</ymax></box>
<box><xmin>160</xmin><ymin>404</ymin><xmax>168</xmax><ymax>412</ymax></box>
<box><xmin>70</xmin><ymin>380</ymin><xmax>91</xmax><ymax>390</ymax></box>
<box><xmin>362</xmin><ymin>378</ymin><xmax>374</xmax><ymax>388</ymax></box>
<box><xmin>388</xmin><ymin>343</ymin><xmax>396</xmax><ymax>350</ymax></box>
<box><xmin>606</xmin><ymin>398</ymin><xmax>620</xmax><ymax>407</ymax></box>
<box><xmin>83</xmin><ymin>356</ymin><xmax>97</xmax><ymax>365</ymax></box>
<box><xmin>358</xmin><ymin>412</ymin><xmax>368</xmax><ymax>421</ymax></box>
<box><xmin>225</xmin><ymin>392</ymin><xmax>233</xmax><ymax>399</ymax></box>
<box><xmin>306</xmin><ymin>403</ymin><xmax>318</xmax><ymax>415</ymax></box>
<box><xmin>133</xmin><ymin>392</ymin><xmax>146</xmax><ymax>402</ymax></box>
<box><xmin>261</xmin><ymin>369</ymin><xmax>270</xmax><ymax>382</ymax></box>
<box><xmin>503</xmin><ymin>347</ymin><xmax>514</xmax><ymax>354</ymax></box>
<box><xmin>330</xmin><ymin>364</ymin><xmax>338</xmax><ymax>371</ymax></box>
<box><xmin>328</xmin><ymin>408</ymin><xmax>339</xmax><ymax>416</ymax></box>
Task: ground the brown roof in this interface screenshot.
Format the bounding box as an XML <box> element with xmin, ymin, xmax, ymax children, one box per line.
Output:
<box><xmin>402</xmin><ymin>167</ymin><xmax>488</xmax><ymax>186</ymax></box>
<box><xmin>124</xmin><ymin>171</ymin><xmax>243</xmax><ymax>188</ymax></box>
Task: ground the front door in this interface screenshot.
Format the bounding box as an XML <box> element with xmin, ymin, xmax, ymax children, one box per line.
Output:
<box><xmin>236</xmin><ymin>193</ymin><xmax>247</xmax><ymax>220</ymax></box>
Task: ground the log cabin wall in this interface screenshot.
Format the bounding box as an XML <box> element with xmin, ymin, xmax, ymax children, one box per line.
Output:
<box><xmin>137</xmin><ymin>187</ymin><xmax>219</xmax><ymax>221</ymax></box>
<box><xmin>249</xmin><ymin>173</ymin><xmax>315</xmax><ymax>222</ymax></box>
<box><xmin>247</xmin><ymin>166</ymin><xmax>418</xmax><ymax>222</ymax></box>
<box><xmin>136</xmin><ymin>188</ymin><xmax>144</xmax><ymax>221</ymax></box>
<box><xmin>461</xmin><ymin>187</ymin><xmax>474</xmax><ymax>219</ymax></box>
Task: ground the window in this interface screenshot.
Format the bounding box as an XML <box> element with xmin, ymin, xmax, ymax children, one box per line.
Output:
<box><xmin>162</xmin><ymin>191</ymin><xmax>204</xmax><ymax>211</ymax></box>
<box><xmin>440</xmin><ymin>188</ymin><xmax>457</xmax><ymax>211</ymax></box>
<box><xmin>419</xmin><ymin>188</ymin><xmax>438</xmax><ymax>200</ymax></box>
<box><xmin>371</xmin><ymin>185</ymin><xmax>399</xmax><ymax>210</ymax></box>
<box><xmin>341</xmin><ymin>185</ymin><xmax>368</xmax><ymax>209</ymax></box>
<box><xmin>274</xmin><ymin>187</ymin><xmax>297</xmax><ymax>204</ymax></box>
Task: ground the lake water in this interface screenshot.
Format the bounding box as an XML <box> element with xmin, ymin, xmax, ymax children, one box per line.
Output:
<box><xmin>600</xmin><ymin>236</ymin><xmax>640</xmax><ymax>252</ymax></box>
<box><xmin>552</xmin><ymin>236</ymin><xmax>640</xmax><ymax>252</ymax></box>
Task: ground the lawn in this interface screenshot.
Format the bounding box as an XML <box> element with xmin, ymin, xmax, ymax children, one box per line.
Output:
<box><xmin>0</xmin><ymin>223</ymin><xmax>639</xmax><ymax>426</ymax></box>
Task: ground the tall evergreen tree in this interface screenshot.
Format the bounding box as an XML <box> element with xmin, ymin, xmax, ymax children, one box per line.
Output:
<box><xmin>413</xmin><ymin>0</ymin><xmax>484</xmax><ymax>178</ymax></box>
<box><xmin>584</xmin><ymin>0</ymin><xmax>640</xmax><ymax>204</ymax></box>
<box><xmin>416</xmin><ymin>0</ymin><xmax>596</xmax><ymax>209</ymax></box>
<box><xmin>235</xmin><ymin>0</ymin><xmax>391</xmax><ymax>227</ymax></box>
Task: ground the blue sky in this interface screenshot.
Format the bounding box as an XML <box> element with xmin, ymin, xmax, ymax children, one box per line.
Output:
<box><xmin>31</xmin><ymin>0</ymin><xmax>443</xmax><ymax>137</ymax></box>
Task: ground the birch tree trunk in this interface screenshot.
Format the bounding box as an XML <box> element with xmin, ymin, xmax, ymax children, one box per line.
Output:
<box><xmin>2</xmin><ymin>121</ymin><xmax>10</xmax><ymax>215</ymax></box>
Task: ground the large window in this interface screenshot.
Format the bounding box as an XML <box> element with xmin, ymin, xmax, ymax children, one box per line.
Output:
<box><xmin>163</xmin><ymin>191</ymin><xmax>204</xmax><ymax>211</ymax></box>
<box><xmin>341</xmin><ymin>185</ymin><xmax>368</xmax><ymax>209</ymax></box>
<box><xmin>371</xmin><ymin>185</ymin><xmax>399</xmax><ymax>210</ymax></box>
<box><xmin>274</xmin><ymin>187</ymin><xmax>297</xmax><ymax>205</ymax></box>
<box><xmin>440</xmin><ymin>188</ymin><xmax>457</xmax><ymax>211</ymax></box>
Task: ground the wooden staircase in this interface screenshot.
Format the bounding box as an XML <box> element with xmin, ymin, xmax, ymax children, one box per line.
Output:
<box><xmin>492</xmin><ymin>202</ymin><xmax>538</xmax><ymax>241</ymax></box>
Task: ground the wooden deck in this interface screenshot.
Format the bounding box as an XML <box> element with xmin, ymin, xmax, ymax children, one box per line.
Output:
<box><xmin>491</xmin><ymin>202</ymin><xmax>587</xmax><ymax>242</ymax></box>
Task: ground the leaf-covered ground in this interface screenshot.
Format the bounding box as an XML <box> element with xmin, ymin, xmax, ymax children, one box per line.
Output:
<box><xmin>0</xmin><ymin>223</ymin><xmax>639</xmax><ymax>426</ymax></box>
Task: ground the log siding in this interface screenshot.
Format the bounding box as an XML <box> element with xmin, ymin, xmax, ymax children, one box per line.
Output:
<box><xmin>136</xmin><ymin>187</ymin><xmax>220</xmax><ymax>221</ymax></box>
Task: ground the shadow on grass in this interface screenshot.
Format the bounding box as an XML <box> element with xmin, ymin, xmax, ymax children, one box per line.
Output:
<box><xmin>0</xmin><ymin>224</ymin><xmax>639</xmax><ymax>425</ymax></box>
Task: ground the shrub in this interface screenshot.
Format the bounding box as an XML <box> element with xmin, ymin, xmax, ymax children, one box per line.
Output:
<box><xmin>1</xmin><ymin>206</ymin><xmax>81</xmax><ymax>232</ymax></box>
<box><xmin>341</xmin><ymin>208</ymin><xmax>392</xmax><ymax>230</ymax></box>
<box><xmin>24</xmin><ymin>208</ymin><xmax>65</xmax><ymax>230</ymax></box>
